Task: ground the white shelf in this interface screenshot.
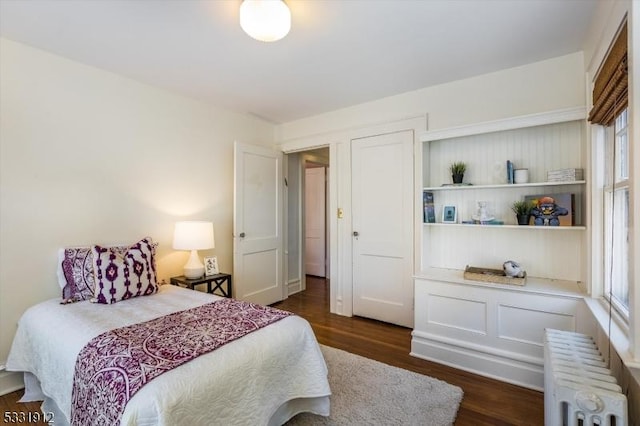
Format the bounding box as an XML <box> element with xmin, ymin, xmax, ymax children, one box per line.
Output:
<box><xmin>423</xmin><ymin>223</ymin><xmax>586</xmax><ymax>230</ymax></box>
<box><xmin>414</xmin><ymin>267</ymin><xmax>587</xmax><ymax>298</ymax></box>
<box><xmin>423</xmin><ymin>180</ymin><xmax>586</xmax><ymax>191</ymax></box>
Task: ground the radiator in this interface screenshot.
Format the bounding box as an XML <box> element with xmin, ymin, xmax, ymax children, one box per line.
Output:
<box><xmin>544</xmin><ymin>329</ymin><xmax>628</xmax><ymax>426</ymax></box>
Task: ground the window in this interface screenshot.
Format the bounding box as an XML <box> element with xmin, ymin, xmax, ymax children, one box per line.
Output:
<box><xmin>589</xmin><ymin>19</ymin><xmax>629</xmax><ymax>319</ymax></box>
<box><xmin>603</xmin><ymin>108</ymin><xmax>629</xmax><ymax>317</ymax></box>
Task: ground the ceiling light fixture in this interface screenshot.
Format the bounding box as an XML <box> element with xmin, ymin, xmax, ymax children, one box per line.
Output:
<box><xmin>240</xmin><ymin>0</ymin><xmax>291</xmax><ymax>42</ymax></box>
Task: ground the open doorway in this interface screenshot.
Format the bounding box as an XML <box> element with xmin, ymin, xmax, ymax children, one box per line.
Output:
<box><xmin>285</xmin><ymin>147</ymin><xmax>330</xmax><ymax>297</ymax></box>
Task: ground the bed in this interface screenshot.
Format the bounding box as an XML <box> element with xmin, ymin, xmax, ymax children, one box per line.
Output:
<box><xmin>6</xmin><ymin>284</ymin><xmax>331</xmax><ymax>425</ymax></box>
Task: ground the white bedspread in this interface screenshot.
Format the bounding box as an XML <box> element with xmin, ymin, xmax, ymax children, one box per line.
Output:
<box><xmin>7</xmin><ymin>285</ymin><xmax>330</xmax><ymax>425</ymax></box>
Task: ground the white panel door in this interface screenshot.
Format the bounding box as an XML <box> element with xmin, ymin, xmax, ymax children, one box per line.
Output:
<box><xmin>233</xmin><ymin>142</ymin><xmax>284</xmax><ymax>306</ymax></box>
<box><xmin>305</xmin><ymin>167</ymin><xmax>326</xmax><ymax>277</ymax></box>
<box><xmin>352</xmin><ymin>131</ymin><xmax>414</xmax><ymax>327</ymax></box>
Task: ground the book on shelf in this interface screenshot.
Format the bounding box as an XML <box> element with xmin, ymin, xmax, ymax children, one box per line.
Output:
<box><xmin>423</xmin><ymin>191</ymin><xmax>435</xmax><ymax>223</ymax></box>
<box><xmin>507</xmin><ymin>160</ymin><xmax>514</xmax><ymax>184</ymax></box>
<box><xmin>441</xmin><ymin>183</ymin><xmax>473</xmax><ymax>187</ymax></box>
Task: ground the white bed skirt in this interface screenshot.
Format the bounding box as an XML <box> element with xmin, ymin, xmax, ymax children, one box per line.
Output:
<box><xmin>22</xmin><ymin>372</ymin><xmax>329</xmax><ymax>426</ymax></box>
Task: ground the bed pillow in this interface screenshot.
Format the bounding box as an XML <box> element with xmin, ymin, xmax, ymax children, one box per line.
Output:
<box><xmin>58</xmin><ymin>244</ymin><xmax>130</xmax><ymax>302</ymax></box>
<box><xmin>59</xmin><ymin>246</ymin><xmax>99</xmax><ymax>302</ymax></box>
<box><xmin>91</xmin><ymin>237</ymin><xmax>158</xmax><ymax>304</ymax></box>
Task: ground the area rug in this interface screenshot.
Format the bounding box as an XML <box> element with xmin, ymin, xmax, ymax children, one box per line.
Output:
<box><xmin>286</xmin><ymin>345</ymin><xmax>463</xmax><ymax>425</ymax></box>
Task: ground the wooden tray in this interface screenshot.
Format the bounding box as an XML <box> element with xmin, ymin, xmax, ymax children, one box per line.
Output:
<box><xmin>463</xmin><ymin>265</ymin><xmax>526</xmax><ymax>286</ymax></box>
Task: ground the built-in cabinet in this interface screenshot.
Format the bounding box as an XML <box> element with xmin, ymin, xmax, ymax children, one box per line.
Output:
<box><xmin>411</xmin><ymin>107</ymin><xmax>590</xmax><ymax>390</ymax></box>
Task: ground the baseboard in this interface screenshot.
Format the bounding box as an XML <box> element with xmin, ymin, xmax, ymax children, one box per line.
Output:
<box><xmin>0</xmin><ymin>371</ymin><xmax>24</xmax><ymax>396</ymax></box>
<box><xmin>287</xmin><ymin>278</ymin><xmax>302</xmax><ymax>296</ymax></box>
<box><xmin>411</xmin><ymin>331</ymin><xmax>544</xmax><ymax>391</ymax></box>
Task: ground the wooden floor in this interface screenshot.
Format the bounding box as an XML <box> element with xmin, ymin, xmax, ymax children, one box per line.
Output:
<box><xmin>0</xmin><ymin>276</ymin><xmax>544</xmax><ymax>425</ymax></box>
<box><xmin>1</xmin><ymin>391</ymin><xmax>46</xmax><ymax>423</ymax></box>
<box><xmin>273</xmin><ymin>276</ymin><xmax>544</xmax><ymax>426</ymax></box>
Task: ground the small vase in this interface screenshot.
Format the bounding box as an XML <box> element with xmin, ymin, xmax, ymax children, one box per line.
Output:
<box><xmin>452</xmin><ymin>174</ymin><xmax>464</xmax><ymax>184</ymax></box>
<box><xmin>517</xmin><ymin>214</ymin><xmax>530</xmax><ymax>225</ymax></box>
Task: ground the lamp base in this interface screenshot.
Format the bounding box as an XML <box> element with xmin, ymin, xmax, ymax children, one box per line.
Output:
<box><xmin>183</xmin><ymin>250</ymin><xmax>204</xmax><ymax>279</ymax></box>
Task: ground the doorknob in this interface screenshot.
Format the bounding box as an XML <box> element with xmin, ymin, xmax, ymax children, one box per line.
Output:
<box><xmin>239</xmin><ymin>232</ymin><xmax>245</xmax><ymax>238</ymax></box>
<box><xmin>353</xmin><ymin>231</ymin><xmax>359</xmax><ymax>237</ymax></box>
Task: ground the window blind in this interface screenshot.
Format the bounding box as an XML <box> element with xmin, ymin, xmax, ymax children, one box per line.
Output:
<box><xmin>589</xmin><ymin>21</ymin><xmax>628</xmax><ymax>126</ymax></box>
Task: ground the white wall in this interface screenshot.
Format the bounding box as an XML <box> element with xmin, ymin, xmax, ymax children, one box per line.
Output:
<box><xmin>0</xmin><ymin>38</ymin><xmax>275</xmax><ymax>365</ymax></box>
<box><xmin>277</xmin><ymin>52</ymin><xmax>585</xmax><ymax>142</ymax></box>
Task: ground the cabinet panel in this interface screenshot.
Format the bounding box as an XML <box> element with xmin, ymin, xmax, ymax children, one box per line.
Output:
<box><xmin>497</xmin><ymin>304</ymin><xmax>574</xmax><ymax>346</ymax></box>
<box><xmin>427</xmin><ymin>294</ymin><xmax>487</xmax><ymax>334</ymax></box>
<box><xmin>412</xmin><ymin>278</ymin><xmax>584</xmax><ymax>390</ymax></box>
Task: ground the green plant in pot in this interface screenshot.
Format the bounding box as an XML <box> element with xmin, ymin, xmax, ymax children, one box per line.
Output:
<box><xmin>511</xmin><ymin>200</ymin><xmax>534</xmax><ymax>225</ymax></box>
<box><xmin>449</xmin><ymin>162</ymin><xmax>466</xmax><ymax>184</ymax></box>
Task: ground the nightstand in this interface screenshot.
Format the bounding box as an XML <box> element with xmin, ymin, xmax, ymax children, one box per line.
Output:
<box><xmin>170</xmin><ymin>273</ymin><xmax>233</xmax><ymax>298</ymax></box>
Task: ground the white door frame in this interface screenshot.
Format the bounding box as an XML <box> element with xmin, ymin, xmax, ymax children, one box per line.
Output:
<box><xmin>278</xmin><ymin>115</ymin><xmax>427</xmax><ymax>318</ymax></box>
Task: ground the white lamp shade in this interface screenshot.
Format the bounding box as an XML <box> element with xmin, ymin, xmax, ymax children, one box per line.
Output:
<box><xmin>240</xmin><ymin>0</ymin><xmax>291</xmax><ymax>42</ymax></box>
<box><xmin>172</xmin><ymin>221</ymin><xmax>215</xmax><ymax>250</ymax></box>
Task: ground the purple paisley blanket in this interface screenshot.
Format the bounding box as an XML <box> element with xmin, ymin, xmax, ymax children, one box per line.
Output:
<box><xmin>70</xmin><ymin>298</ymin><xmax>293</xmax><ymax>425</ymax></box>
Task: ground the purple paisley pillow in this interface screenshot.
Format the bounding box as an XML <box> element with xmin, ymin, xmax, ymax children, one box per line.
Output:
<box><xmin>59</xmin><ymin>246</ymin><xmax>96</xmax><ymax>301</ymax></box>
<box><xmin>91</xmin><ymin>237</ymin><xmax>158</xmax><ymax>304</ymax></box>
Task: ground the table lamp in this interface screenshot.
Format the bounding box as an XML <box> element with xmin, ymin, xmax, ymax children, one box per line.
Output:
<box><xmin>172</xmin><ymin>221</ymin><xmax>215</xmax><ymax>279</ymax></box>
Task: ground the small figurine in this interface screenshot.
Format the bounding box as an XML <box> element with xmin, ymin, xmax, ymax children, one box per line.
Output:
<box><xmin>503</xmin><ymin>260</ymin><xmax>526</xmax><ymax>278</ymax></box>
<box><xmin>530</xmin><ymin>196</ymin><xmax>568</xmax><ymax>226</ymax></box>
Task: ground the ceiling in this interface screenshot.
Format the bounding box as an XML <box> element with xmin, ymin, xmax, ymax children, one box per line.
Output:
<box><xmin>0</xmin><ymin>0</ymin><xmax>598</xmax><ymax>124</ymax></box>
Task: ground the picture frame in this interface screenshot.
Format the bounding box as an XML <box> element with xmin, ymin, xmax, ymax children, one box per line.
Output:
<box><xmin>524</xmin><ymin>193</ymin><xmax>576</xmax><ymax>226</ymax></box>
<box><xmin>442</xmin><ymin>205</ymin><xmax>457</xmax><ymax>223</ymax></box>
<box><xmin>204</xmin><ymin>256</ymin><xmax>219</xmax><ymax>276</ymax></box>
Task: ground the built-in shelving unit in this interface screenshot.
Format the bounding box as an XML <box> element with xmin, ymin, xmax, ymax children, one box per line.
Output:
<box><xmin>411</xmin><ymin>107</ymin><xmax>590</xmax><ymax>390</ymax></box>
<box><xmin>424</xmin><ymin>180</ymin><xmax>586</xmax><ymax>191</ymax></box>
<box><xmin>417</xmin><ymin>106</ymin><xmax>588</xmax><ymax>279</ymax></box>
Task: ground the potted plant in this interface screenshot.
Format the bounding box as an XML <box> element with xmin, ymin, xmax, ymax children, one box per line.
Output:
<box><xmin>449</xmin><ymin>162</ymin><xmax>466</xmax><ymax>184</ymax></box>
<box><xmin>511</xmin><ymin>200</ymin><xmax>534</xmax><ymax>225</ymax></box>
